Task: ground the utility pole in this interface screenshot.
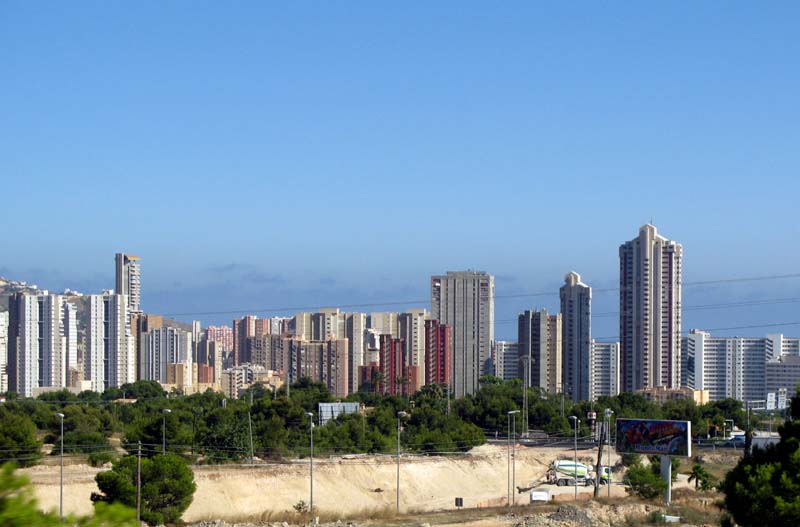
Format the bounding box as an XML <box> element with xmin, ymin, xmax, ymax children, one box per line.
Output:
<box><xmin>248</xmin><ymin>411</ymin><xmax>254</xmax><ymax>464</ymax></box>
<box><xmin>593</xmin><ymin>425</ymin><xmax>604</xmax><ymax>498</ymax></box>
<box><xmin>55</xmin><ymin>413</ymin><xmax>64</xmax><ymax>518</ymax></box>
<box><xmin>137</xmin><ymin>441</ymin><xmax>142</xmax><ymax>524</ymax></box>
<box><xmin>396</xmin><ymin>411</ymin><xmax>408</xmax><ymax>513</ymax></box>
<box><xmin>506</xmin><ymin>412</ymin><xmax>511</xmax><ymax>506</ymax></box>
<box><xmin>306</xmin><ymin>412</ymin><xmax>314</xmax><ymax>512</ymax></box>
<box><xmin>606</xmin><ymin>409</ymin><xmax>614</xmax><ymax>498</ymax></box>
<box><xmin>161</xmin><ymin>408</ymin><xmax>171</xmax><ymax>455</ymax></box>
<box><xmin>446</xmin><ymin>382</ymin><xmax>451</xmax><ymax>416</ymax></box>
<box><xmin>522</xmin><ymin>360</ymin><xmax>528</xmax><ymax>436</ymax></box>
<box><xmin>507</xmin><ymin>410</ymin><xmax>520</xmax><ymax>506</ymax></box>
<box><xmin>569</xmin><ymin>416</ymin><xmax>579</xmax><ymax>501</ymax></box>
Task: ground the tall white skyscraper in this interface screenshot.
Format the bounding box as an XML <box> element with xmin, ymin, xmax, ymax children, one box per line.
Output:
<box><xmin>115</xmin><ymin>253</ymin><xmax>142</xmax><ymax>314</ymax></box>
<box><xmin>11</xmin><ymin>294</ymin><xmax>39</xmax><ymax>397</ymax></box>
<box><xmin>7</xmin><ymin>292</ymin><xmax>77</xmax><ymax>397</ymax></box>
<box><xmin>590</xmin><ymin>340</ymin><xmax>620</xmax><ymax>400</ymax></box>
<box><xmin>0</xmin><ymin>312</ymin><xmax>7</xmax><ymax>393</ymax></box>
<box><xmin>63</xmin><ymin>302</ymin><xmax>78</xmax><ymax>373</ymax></box>
<box><xmin>430</xmin><ymin>271</ymin><xmax>494</xmax><ymax>397</ymax></box>
<box><xmin>560</xmin><ymin>272</ymin><xmax>592</xmax><ymax>401</ymax></box>
<box><xmin>619</xmin><ymin>224</ymin><xmax>683</xmax><ymax>392</ymax></box>
<box><xmin>86</xmin><ymin>292</ymin><xmax>136</xmax><ymax>392</ymax></box>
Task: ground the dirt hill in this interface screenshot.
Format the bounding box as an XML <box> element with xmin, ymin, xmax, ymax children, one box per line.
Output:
<box><xmin>25</xmin><ymin>444</ymin><xmax>620</xmax><ymax>522</ymax></box>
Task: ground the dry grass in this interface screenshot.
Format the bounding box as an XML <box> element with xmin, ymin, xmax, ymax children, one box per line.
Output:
<box><xmin>194</xmin><ymin>505</ymin><xmax>407</xmax><ymax>525</ymax></box>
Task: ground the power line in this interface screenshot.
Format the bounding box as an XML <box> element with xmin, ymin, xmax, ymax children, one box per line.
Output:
<box><xmin>494</xmin><ymin>295</ymin><xmax>800</xmax><ymax>324</ymax></box>
<box><xmin>161</xmin><ymin>272</ymin><xmax>800</xmax><ymax>318</ymax></box>
<box><xmin>590</xmin><ymin>320</ymin><xmax>800</xmax><ymax>341</ymax></box>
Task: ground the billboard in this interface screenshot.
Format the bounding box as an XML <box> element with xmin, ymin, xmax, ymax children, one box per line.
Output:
<box><xmin>615</xmin><ymin>418</ymin><xmax>691</xmax><ymax>457</ymax></box>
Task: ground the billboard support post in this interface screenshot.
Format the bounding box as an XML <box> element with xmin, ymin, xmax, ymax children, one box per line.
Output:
<box><xmin>660</xmin><ymin>455</ymin><xmax>672</xmax><ymax>505</ymax></box>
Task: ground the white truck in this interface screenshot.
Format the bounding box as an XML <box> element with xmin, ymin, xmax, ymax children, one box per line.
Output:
<box><xmin>545</xmin><ymin>460</ymin><xmax>596</xmax><ymax>487</ymax></box>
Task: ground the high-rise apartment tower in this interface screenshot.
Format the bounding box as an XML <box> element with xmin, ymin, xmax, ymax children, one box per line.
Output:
<box><xmin>115</xmin><ymin>253</ymin><xmax>142</xmax><ymax>314</ymax></box>
<box><xmin>619</xmin><ymin>224</ymin><xmax>683</xmax><ymax>391</ymax></box>
<box><xmin>560</xmin><ymin>272</ymin><xmax>592</xmax><ymax>401</ymax></box>
<box><xmin>430</xmin><ymin>271</ymin><xmax>494</xmax><ymax>397</ymax></box>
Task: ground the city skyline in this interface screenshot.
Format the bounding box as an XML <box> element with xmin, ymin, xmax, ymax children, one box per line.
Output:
<box><xmin>4</xmin><ymin>235</ymin><xmax>800</xmax><ymax>404</ymax></box>
<box><xmin>3</xmin><ymin>241</ymin><xmax>800</xmax><ymax>343</ymax></box>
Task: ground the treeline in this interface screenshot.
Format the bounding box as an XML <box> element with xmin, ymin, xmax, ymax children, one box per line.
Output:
<box><xmin>0</xmin><ymin>376</ymin><xmax>752</xmax><ymax>466</ymax></box>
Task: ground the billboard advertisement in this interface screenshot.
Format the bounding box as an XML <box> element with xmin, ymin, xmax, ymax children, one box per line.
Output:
<box><xmin>615</xmin><ymin>418</ymin><xmax>691</xmax><ymax>457</ymax></box>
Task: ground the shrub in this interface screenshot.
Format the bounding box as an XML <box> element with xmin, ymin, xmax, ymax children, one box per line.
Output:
<box><xmin>88</xmin><ymin>451</ymin><xmax>117</xmax><ymax>467</ymax></box>
<box><xmin>626</xmin><ymin>464</ymin><xmax>667</xmax><ymax>500</ymax></box>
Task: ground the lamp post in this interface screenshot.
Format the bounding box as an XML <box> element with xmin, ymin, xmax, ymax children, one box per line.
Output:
<box><xmin>161</xmin><ymin>409</ymin><xmax>171</xmax><ymax>454</ymax></box>
<box><xmin>508</xmin><ymin>410</ymin><xmax>520</xmax><ymax>506</ymax></box>
<box><xmin>506</xmin><ymin>412</ymin><xmax>510</xmax><ymax>505</ymax></box>
<box><xmin>306</xmin><ymin>412</ymin><xmax>314</xmax><ymax>512</ymax></box>
<box><xmin>396</xmin><ymin>411</ymin><xmax>408</xmax><ymax>513</ymax></box>
<box><xmin>604</xmin><ymin>409</ymin><xmax>614</xmax><ymax>498</ymax></box>
<box><xmin>55</xmin><ymin>413</ymin><xmax>65</xmax><ymax>518</ymax></box>
<box><xmin>569</xmin><ymin>416</ymin><xmax>579</xmax><ymax>500</ymax></box>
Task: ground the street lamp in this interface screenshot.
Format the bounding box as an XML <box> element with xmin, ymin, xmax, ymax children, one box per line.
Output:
<box><xmin>508</xmin><ymin>410</ymin><xmax>520</xmax><ymax>506</ymax></box>
<box><xmin>604</xmin><ymin>409</ymin><xmax>614</xmax><ymax>498</ymax></box>
<box><xmin>306</xmin><ymin>412</ymin><xmax>314</xmax><ymax>512</ymax></box>
<box><xmin>396</xmin><ymin>411</ymin><xmax>408</xmax><ymax>513</ymax></box>
<box><xmin>161</xmin><ymin>409</ymin><xmax>171</xmax><ymax>454</ymax></box>
<box><xmin>55</xmin><ymin>413</ymin><xmax>65</xmax><ymax>518</ymax></box>
<box><xmin>569</xmin><ymin>416</ymin><xmax>580</xmax><ymax>501</ymax></box>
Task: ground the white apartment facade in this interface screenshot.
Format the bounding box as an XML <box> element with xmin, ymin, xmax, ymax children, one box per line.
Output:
<box><xmin>8</xmin><ymin>292</ymin><xmax>78</xmax><ymax>397</ymax></box>
<box><xmin>115</xmin><ymin>253</ymin><xmax>141</xmax><ymax>314</ymax></box>
<box><xmin>590</xmin><ymin>340</ymin><xmax>620</xmax><ymax>400</ymax></box>
<box><xmin>0</xmin><ymin>312</ymin><xmax>7</xmax><ymax>393</ymax></box>
<box><xmin>619</xmin><ymin>224</ymin><xmax>683</xmax><ymax>391</ymax></box>
<box><xmin>682</xmin><ymin>331</ymin><xmax>800</xmax><ymax>402</ymax></box>
<box><xmin>492</xmin><ymin>340</ymin><xmax>519</xmax><ymax>380</ymax></box>
<box><xmin>140</xmin><ymin>326</ymin><xmax>193</xmax><ymax>387</ymax></box>
<box><xmin>85</xmin><ymin>292</ymin><xmax>136</xmax><ymax>392</ymax></box>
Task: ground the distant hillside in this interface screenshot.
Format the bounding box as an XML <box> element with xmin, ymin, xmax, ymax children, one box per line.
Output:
<box><xmin>0</xmin><ymin>276</ymin><xmax>42</xmax><ymax>311</ymax></box>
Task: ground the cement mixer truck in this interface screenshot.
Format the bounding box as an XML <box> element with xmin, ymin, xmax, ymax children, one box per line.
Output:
<box><xmin>545</xmin><ymin>460</ymin><xmax>596</xmax><ymax>487</ymax></box>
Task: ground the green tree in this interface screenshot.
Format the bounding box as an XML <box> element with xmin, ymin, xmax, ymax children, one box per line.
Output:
<box><xmin>721</xmin><ymin>389</ymin><xmax>800</xmax><ymax>527</ymax></box>
<box><xmin>93</xmin><ymin>454</ymin><xmax>196</xmax><ymax>526</ymax></box>
<box><xmin>197</xmin><ymin>407</ymin><xmax>250</xmax><ymax>461</ymax></box>
<box><xmin>48</xmin><ymin>405</ymin><xmax>113</xmax><ymax>455</ymax></box>
<box><xmin>626</xmin><ymin>464</ymin><xmax>668</xmax><ymax>500</ymax></box>
<box><xmin>0</xmin><ymin>410</ymin><xmax>41</xmax><ymax>467</ymax></box>
<box><xmin>687</xmin><ymin>463</ymin><xmax>711</xmax><ymax>490</ymax></box>
<box><xmin>113</xmin><ymin>381</ymin><xmax>166</xmax><ymax>401</ymax></box>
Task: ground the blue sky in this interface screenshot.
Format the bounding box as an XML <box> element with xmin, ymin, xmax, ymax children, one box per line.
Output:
<box><xmin>2</xmin><ymin>2</ymin><xmax>799</xmax><ymax>339</ymax></box>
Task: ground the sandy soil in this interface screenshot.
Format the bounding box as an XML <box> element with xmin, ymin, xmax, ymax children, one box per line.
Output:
<box><xmin>23</xmin><ymin>444</ymin><xmax>630</xmax><ymax>522</ymax></box>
